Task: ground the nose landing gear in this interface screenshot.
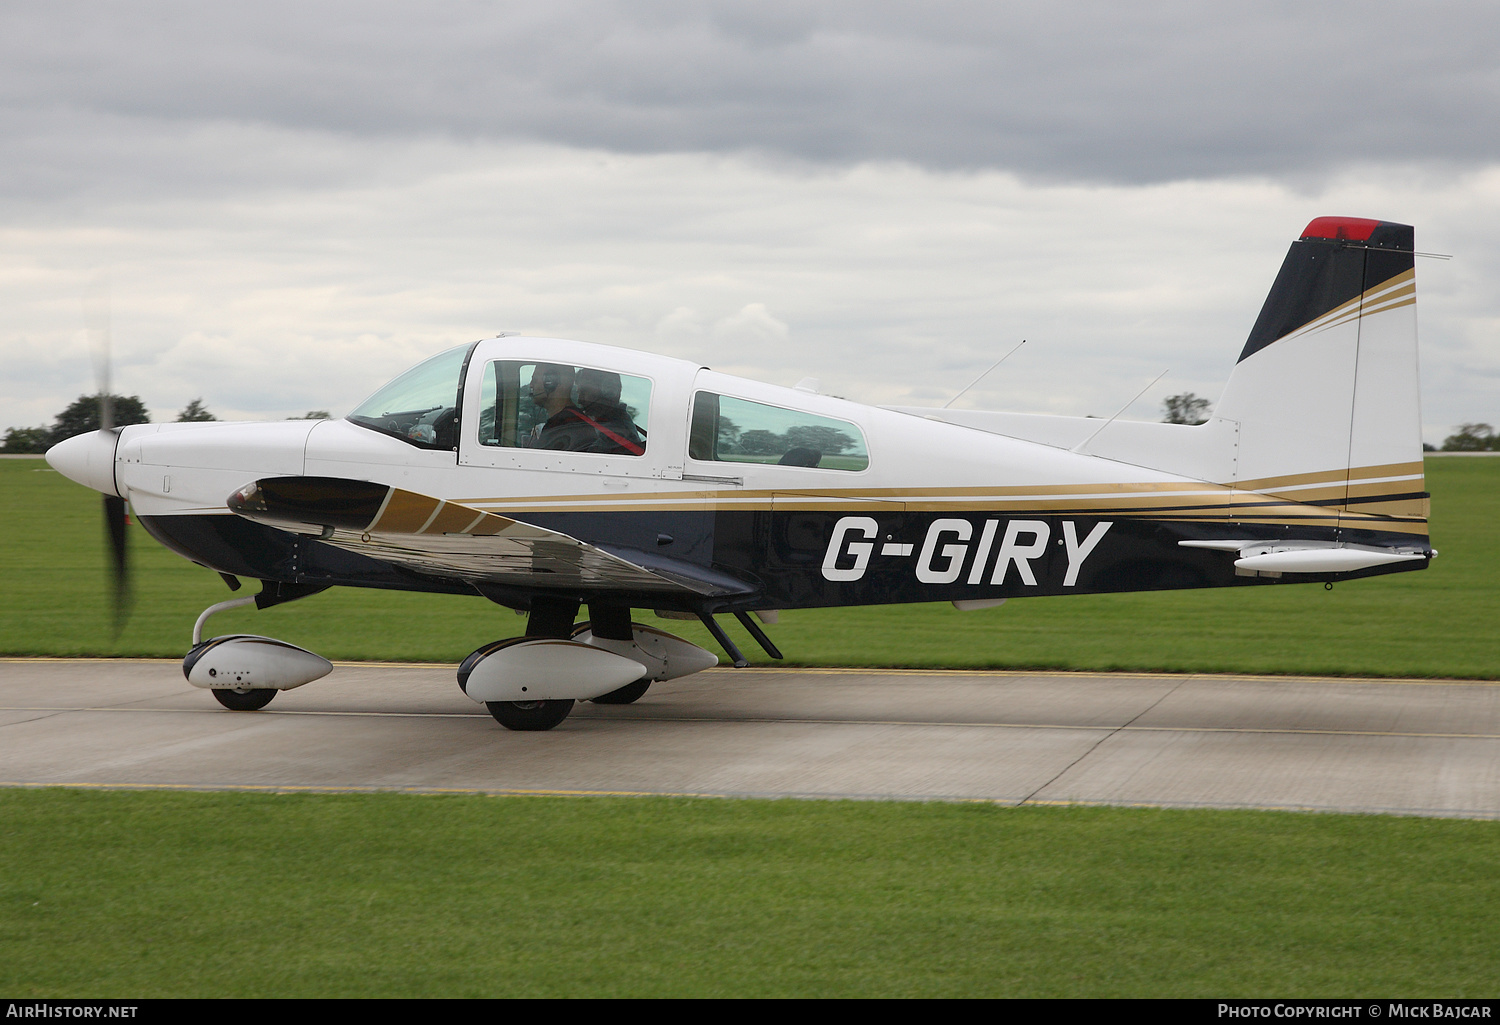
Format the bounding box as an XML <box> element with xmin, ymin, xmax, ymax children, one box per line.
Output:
<box><xmin>183</xmin><ymin>593</ymin><xmax>332</xmax><ymax>711</ymax></box>
<box><xmin>212</xmin><ymin>686</ymin><xmax>279</xmax><ymax>711</ymax></box>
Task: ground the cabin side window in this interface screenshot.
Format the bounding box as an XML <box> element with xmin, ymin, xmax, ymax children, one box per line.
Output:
<box><xmin>689</xmin><ymin>392</ymin><xmax>869</xmax><ymax>471</ymax></box>
<box><xmin>478</xmin><ymin>361</ymin><xmax>651</xmax><ymax>456</ymax></box>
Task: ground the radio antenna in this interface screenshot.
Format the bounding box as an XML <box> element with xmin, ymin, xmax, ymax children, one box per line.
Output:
<box><xmin>1071</xmin><ymin>369</ymin><xmax>1169</xmax><ymax>454</ymax></box>
<box><xmin>942</xmin><ymin>339</ymin><xmax>1026</xmax><ymax>409</ymax></box>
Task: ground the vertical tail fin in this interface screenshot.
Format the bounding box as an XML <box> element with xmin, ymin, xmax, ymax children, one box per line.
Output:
<box><xmin>1214</xmin><ymin>217</ymin><xmax>1427</xmax><ymax>538</ymax></box>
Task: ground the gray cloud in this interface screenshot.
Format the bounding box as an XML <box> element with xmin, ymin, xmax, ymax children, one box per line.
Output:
<box><xmin>4</xmin><ymin>1</ymin><xmax>1499</xmax><ymax>192</ymax></box>
<box><xmin>3</xmin><ymin>138</ymin><xmax>1492</xmax><ymax>441</ymax></box>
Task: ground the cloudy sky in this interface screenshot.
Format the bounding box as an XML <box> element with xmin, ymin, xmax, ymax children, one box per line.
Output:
<box><xmin>3</xmin><ymin>2</ymin><xmax>1497</xmax><ymax>443</ymax></box>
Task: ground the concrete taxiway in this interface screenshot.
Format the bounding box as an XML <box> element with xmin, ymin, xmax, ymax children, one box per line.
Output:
<box><xmin>2</xmin><ymin>658</ymin><xmax>1498</xmax><ymax>818</ymax></box>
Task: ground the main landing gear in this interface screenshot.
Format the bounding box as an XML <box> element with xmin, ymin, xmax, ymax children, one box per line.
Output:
<box><xmin>484</xmin><ymin>698</ymin><xmax>577</xmax><ymax>732</ymax></box>
<box><xmin>588</xmin><ymin>676</ymin><xmax>652</xmax><ymax>706</ymax></box>
<box><xmin>458</xmin><ymin>600</ymin><xmax>742</xmax><ymax>731</ymax></box>
<box><xmin>183</xmin><ymin>585</ymin><xmax>780</xmax><ymax>735</ymax></box>
<box><xmin>569</xmin><ymin>621</ymin><xmax>649</xmax><ymax>704</ymax></box>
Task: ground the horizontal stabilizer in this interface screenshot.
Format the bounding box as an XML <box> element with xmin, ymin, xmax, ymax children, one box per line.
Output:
<box><xmin>1233</xmin><ymin>548</ymin><xmax>1425</xmax><ymax>574</ymax></box>
<box><xmin>1179</xmin><ymin>539</ymin><xmax>1428</xmax><ymax>574</ymax></box>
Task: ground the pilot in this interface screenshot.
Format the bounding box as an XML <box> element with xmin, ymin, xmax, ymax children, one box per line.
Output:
<box><xmin>574</xmin><ymin>368</ymin><xmax>645</xmax><ymax>456</ymax></box>
<box><xmin>526</xmin><ymin>364</ymin><xmax>596</xmax><ymax>450</ymax></box>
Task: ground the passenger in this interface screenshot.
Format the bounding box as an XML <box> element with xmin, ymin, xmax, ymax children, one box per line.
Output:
<box><xmin>526</xmin><ymin>364</ymin><xmax>596</xmax><ymax>450</ymax></box>
<box><xmin>574</xmin><ymin>368</ymin><xmax>645</xmax><ymax>455</ymax></box>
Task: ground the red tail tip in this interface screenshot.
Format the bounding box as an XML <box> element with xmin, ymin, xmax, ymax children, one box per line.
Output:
<box><xmin>1301</xmin><ymin>216</ymin><xmax>1381</xmax><ymax>242</ymax></box>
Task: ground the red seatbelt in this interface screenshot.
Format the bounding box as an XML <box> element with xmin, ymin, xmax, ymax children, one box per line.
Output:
<box><xmin>572</xmin><ymin>408</ymin><xmax>645</xmax><ymax>456</ymax></box>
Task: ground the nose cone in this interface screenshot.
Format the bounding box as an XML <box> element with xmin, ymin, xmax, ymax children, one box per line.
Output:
<box><xmin>46</xmin><ymin>429</ymin><xmax>122</xmax><ymax>497</ymax></box>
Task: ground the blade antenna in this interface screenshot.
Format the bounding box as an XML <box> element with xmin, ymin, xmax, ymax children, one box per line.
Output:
<box><xmin>1070</xmin><ymin>369</ymin><xmax>1169</xmax><ymax>454</ymax></box>
<box><xmin>941</xmin><ymin>339</ymin><xmax>1026</xmax><ymax>409</ymax></box>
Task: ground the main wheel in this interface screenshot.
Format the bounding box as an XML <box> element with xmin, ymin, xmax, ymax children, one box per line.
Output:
<box><xmin>485</xmin><ymin>699</ymin><xmax>575</xmax><ymax>731</ymax></box>
<box><xmin>591</xmin><ymin>677</ymin><xmax>651</xmax><ymax>705</ymax></box>
<box><xmin>212</xmin><ymin>687</ymin><xmax>277</xmax><ymax>711</ymax></box>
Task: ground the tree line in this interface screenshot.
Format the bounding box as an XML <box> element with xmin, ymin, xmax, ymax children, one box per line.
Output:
<box><xmin>1</xmin><ymin>396</ymin><xmax>331</xmax><ymax>453</ymax></box>
<box><xmin>1438</xmin><ymin>423</ymin><xmax>1500</xmax><ymax>451</ymax></box>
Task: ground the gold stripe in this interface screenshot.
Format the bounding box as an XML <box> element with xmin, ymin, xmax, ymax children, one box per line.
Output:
<box><xmin>411</xmin><ymin>457</ymin><xmax>1429</xmax><ymax>533</ymax></box>
<box><xmin>1308</xmin><ymin>303</ymin><xmax>1364</xmax><ymax>335</ymax></box>
<box><xmin>452</xmin><ymin>461</ymin><xmax>1426</xmax><ymax>511</ymax></box>
<box><xmin>1343</xmin><ymin>479</ymin><xmax>1426</xmax><ymax>500</ymax></box>
<box><xmin>1298</xmin><ymin>295</ymin><xmax>1362</xmax><ymax>336</ymax></box>
<box><xmin>1277</xmin><ymin>267</ymin><xmax>1416</xmax><ymax>341</ymax></box>
<box><xmin>467</xmin><ymin>512</ymin><xmax>517</xmax><ymax>536</ymax></box>
<box><xmin>1368</xmin><ymin>280</ymin><xmax>1410</xmax><ymax>304</ymax></box>
<box><xmin>369</xmin><ymin>489</ymin><xmax>440</xmax><ymax>533</ymax></box>
<box><xmin>1341</xmin><ymin>497</ymin><xmax>1431</xmax><ymax>520</ymax></box>
<box><xmin>457</xmin><ymin>479</ymin><xmax>1233</xmax><ymax>506</ymax></box>
<box><xmin>364</xmin><ymin>486</ymin><xmax>396</xmax><ymax>530</ymax></box>
<box><xmin>445</xmin><ymin>496</ymin><xmax>1427</xmax><ymax>522</ymax></box>
<box><xmin>1233</xmin><ymin>461</ymin><xmax>1424</xmax><ymax>492</ymax></box>
<box><xmin>1260</xmin><ymin>480</ymin><xmax>1426</xmax><ymax>506</ymax></box>
<box><xmin>426</xmin><ymin>495</ymin><xmax>1432</xmax><ymax>534</ymax></box>
<box><xmin>1363</xmin><ymin>295</ymin><xmax>1416</xmax><ymax>317</ymax></box>
<box><xmin>770</xmin><ymin>500</ymin><xmax>908</xmax><ymax>512</ymax></box>
<box><xmin>424</xmin><ymin>502</ymin><xmax>494</xmax><ymax>535</ymax></box>
<box><xmin>414</xmin><ymin>500</ymin><xmax>447</xmax><ymax>534</ymax></box>
<box><xmin>1262</xmin><ymin>484</ymin><xmax>1350</xmax><ymax>504</ymax></box>
<box><xmin>1367</xmin><ymin>266</ymin><xmax>1416</xmax><ymax>295</ymax></box>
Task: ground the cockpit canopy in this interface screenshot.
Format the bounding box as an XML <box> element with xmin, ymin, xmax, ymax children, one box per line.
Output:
<box><xmin>346</xmin><ymin>344</ymin><xmax>653</xmax><ymax>456</ymax></box>
<box><xmin>347</xmin><ymin>340</ymin><xmax>873</xmax><ymax>473</ymax></box>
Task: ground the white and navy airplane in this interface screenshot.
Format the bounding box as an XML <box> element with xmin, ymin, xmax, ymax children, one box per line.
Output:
<box><xmin>47</xmin><ymin>216</ymin><xmax>1433</xmax><ymax>731</ymax></box>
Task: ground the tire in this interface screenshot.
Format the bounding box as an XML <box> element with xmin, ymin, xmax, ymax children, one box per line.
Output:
<box><xmin>212</xmin><ymin>687</ymin><xmax>277</xmax><ymax>711</ymax></box>
<box><xmin>485</xmin><ymin>699</ymin><xmax>575</xmax><ymax>731</ymax></box>
<box><xmin>591</xmin><ymin>677</ymin><xmax>651</xmax><ymax>705</ymax></box>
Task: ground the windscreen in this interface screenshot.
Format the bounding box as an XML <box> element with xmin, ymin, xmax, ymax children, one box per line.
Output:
<box><xmin>347</xmin><ymin>343</ymin><xmax>474</xmax><ymax>450</ymax></box>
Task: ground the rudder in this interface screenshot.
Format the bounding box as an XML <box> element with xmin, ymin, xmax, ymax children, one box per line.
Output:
<box><xmin>1213</xmin><ymin>216</ymin><xmax>1427</xmax><ymax>538</ymax></box>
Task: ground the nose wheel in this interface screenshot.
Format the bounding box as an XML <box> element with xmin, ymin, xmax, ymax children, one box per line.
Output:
<box><xmin>211</xmin><ymin>687</ymin><xmax>278</xmax><ymax>711</ymax></box>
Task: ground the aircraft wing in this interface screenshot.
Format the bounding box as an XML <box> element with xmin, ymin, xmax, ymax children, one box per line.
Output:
<box><xmin>225</xmin><ymin>476</ymin><xmax>747</xmax><ymax>597</ymax></box>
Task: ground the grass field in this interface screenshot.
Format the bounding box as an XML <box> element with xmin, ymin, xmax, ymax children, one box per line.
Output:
<box><xmin>1</xmin><ymin>454</ymin><xmax>1495</xmax><ymax>677</ymax></box>
<box><xmin>2</xmin><ymin>789</ymin><xmax>1497</xmax><ymax>998</ymax></box>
